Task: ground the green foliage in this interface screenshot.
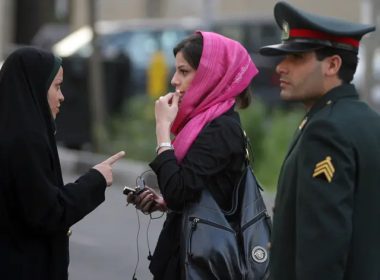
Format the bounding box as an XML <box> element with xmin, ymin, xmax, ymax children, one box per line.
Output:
<box><xmin>239</xmin><ymin>98</ymin><xmax>305</xmax><ymax>191</ymax></box>
<box><xmin>106</xmin><ymin>95</ymin><xmax>305</xmax><ymax>192</ymax></box>
<box><xmin>106</xmin><ymin>94</ymin><xmax>157</xmax><ymax>161</ymax></box>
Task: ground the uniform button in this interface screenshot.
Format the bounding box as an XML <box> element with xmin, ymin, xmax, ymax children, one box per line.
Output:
<box><xmin>67</xmin><ymin>229</ymin><xmax>72</xmax><ymax>237</ymax></box>
<box><xmin>326</xmin><ymin>100</ymin><xmax>332</xmax><ymax>105</ymax></box>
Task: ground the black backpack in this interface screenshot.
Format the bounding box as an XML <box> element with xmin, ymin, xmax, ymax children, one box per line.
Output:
<box><xmin>180</xmin><ymin>130</ymin><xmax>271</xmax><ymax>280</ymax></box>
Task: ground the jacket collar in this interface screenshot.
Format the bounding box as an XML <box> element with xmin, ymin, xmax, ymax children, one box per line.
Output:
<box><xmin>307</xmin><ymin>83</ymin><xmax>358</xmax><ymax>118</ymax></box>
<box><xmin>283</xmin><ymin>83</ymin><xmax>358</xmax><ymax>161</ymax></box>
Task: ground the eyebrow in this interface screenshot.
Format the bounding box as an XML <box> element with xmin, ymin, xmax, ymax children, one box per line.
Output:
<box><xmin>177</xmin><ymin>64</ymin><xmax>189</xmax><ymax>69</ymax></box>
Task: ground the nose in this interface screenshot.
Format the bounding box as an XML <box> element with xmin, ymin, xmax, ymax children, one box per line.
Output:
<box><xmin>276</xmin><ymin>58</ymin><xmax>288</xmax><ymax>75</ymax></box>
<box><xmin>59</xmin><ymin>90</ymin><xmax>64</xmax><ymax>102</ymax></box>
<box><xmin>171</xmin><ymin>72</ymin><xmax>179</xmax><ymax>88</ymax></box>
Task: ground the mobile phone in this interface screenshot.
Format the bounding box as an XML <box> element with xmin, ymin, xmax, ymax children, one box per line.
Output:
<box><xmin>123</xmin><ymin>177</ymin><xmax>146</xmax><ymax>196</ymax></box>
<box><xmin>123</xmin><ymin>186</ymin><xmax>137</xmax><ymax>195</ymax></box>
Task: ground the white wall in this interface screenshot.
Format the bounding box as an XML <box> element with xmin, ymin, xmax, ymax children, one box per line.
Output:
<box><xmin>0</xmin><ymin>0</ymin><xmax>14</xmax><ymax>60</ymax></box>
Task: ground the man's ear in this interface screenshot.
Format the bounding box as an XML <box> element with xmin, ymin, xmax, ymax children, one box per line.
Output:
<box><xmin>324</xmin><ymin>55</ymin><xmax>342</xmax><ymax>77</ymax></box>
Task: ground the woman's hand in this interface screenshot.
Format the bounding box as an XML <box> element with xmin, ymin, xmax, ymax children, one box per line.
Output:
<box><xmin>155</xmin><ymin>92</ymin><xmax>180</xmax><ymax>127</ymax></box>
<box><xmin>155</xmin><ymin>92</ymin><xmax>180</xmax><ymax>153</ymax></box>
<box><xmin>127</xmin><ymin>186</ymin><xmax>167</xmax><ymax>213</ymax></box>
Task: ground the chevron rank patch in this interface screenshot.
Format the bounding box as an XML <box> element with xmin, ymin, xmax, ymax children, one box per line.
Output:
<box><xmin>312</xmin><ymin>156</ymin><xmax>335</xmax><ymax>183</ymax></box>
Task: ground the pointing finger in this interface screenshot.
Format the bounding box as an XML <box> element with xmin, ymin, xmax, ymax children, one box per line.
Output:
<box><xmin>104</xmin><ymin>151</ymin><xmax>125</xmax><ymax>165</ymax></box>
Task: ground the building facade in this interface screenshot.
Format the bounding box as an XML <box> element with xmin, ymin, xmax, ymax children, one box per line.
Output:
<box><xmin>0</xmin><ymin>0</ymin><xmax>367</xmax><ymax>60</ymax></box>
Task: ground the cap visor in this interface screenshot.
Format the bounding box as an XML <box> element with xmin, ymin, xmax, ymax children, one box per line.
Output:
<box><xmin>260</xmin><ymin>42</ymin><xmax>324</xmax><ymax>56</ymax></box>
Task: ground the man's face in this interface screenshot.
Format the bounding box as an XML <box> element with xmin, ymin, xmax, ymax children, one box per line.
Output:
<box><xmin>276</xmin><ymin>51</ymin><xmax>325</xmax><ymax>108</ymax></box>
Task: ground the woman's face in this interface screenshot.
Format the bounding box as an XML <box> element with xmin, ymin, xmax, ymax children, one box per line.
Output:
<box><xmin>47</xmin><ymin>66</ymin><xmax>64</xmax><ymax>119</ymax></box>
<box><xmin>171</xmin><ymin>51</ymin><xmax>197</xmax><ymax>105</ymax></box>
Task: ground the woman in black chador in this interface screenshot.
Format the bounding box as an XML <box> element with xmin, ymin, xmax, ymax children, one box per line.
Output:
<box><xmin>0</xmin><ymin>47</ymin><xmax>124</xmax><ymax>280</ymax></box>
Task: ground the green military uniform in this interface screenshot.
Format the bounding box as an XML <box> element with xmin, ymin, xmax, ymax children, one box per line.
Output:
<box><xmin>259</xmin><ymin>2</ymin><xmax>379</xmax><ymax>279</ymax></box>
<box><xmin>273</xmin><ymin>84</ymin><xmax>380</xmax><ymax>279</ymax></box>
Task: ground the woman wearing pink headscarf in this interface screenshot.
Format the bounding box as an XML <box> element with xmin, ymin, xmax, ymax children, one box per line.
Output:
<box><xmin>129</xmin><ymin>31</ymin><xmax>258</xmax><ymax>279</ymax></box>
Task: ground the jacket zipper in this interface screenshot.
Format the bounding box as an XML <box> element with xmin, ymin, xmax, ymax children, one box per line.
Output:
<box><xmin>188</xmin><ymin>217</ymin><xmax>235</xmax><ymax>258</ymax></box>
<box><xmin>240</xmin><ymin>210</ymin><xmax>267</xmax><ymax>232</ymax></box>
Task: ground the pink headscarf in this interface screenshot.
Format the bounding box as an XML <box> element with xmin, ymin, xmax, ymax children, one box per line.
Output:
<box><xmin>171</xmin><ymin>31</ymin><xmax>259</xmax><ymax>162</ymax></box>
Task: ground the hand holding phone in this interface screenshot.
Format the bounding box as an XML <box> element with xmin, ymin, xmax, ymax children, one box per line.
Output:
<box><xmin>124</xmin><ymin>181</ymin><xmax>167</xmax><ymax>213</ymax></box>
<box><xmin>123</xmin><ymin>177</ymin><xmax>146</xmax><ymax>196</ymax></box>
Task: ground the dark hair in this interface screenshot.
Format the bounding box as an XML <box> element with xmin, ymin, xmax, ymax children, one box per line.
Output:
<box><xmin>173</xmin><ymin>33</ymin><xmax>252</xmax><ymax>108</ymax></box>
<box><xmin>173</xmin><ymin>33</ymin><xmax>203</xmax><ymax>70</ymax></box>
<box><xmin>315</xmin><ymin>47</ymin><xmax>358</xmax><ymax>83</ymax></box>
<box><xmin>235</xmin><ymin>87</ymin><xmax>252</xmax><ymax>109</ymax></box>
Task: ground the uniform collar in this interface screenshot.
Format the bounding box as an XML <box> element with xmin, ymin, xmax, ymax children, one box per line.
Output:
<box><xmin>307</xmin><ymin>83</ymin><xmax>358</xmax><ymax>118</ymax></box>
<box><xmin>284</xmin><ymin>83</ymin><xmax>358</xmax><ymax>161</ymax></box>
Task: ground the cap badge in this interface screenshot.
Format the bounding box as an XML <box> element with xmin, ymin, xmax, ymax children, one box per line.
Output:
<box><xmin>281</xmin><ymin>21</ymin><xmax>290</xmax><ymax>40</ymax></box>
<box><xmin>312</xmin><ymin>156</ymin><xmax>335</xmax><ymax>183</ymax></box>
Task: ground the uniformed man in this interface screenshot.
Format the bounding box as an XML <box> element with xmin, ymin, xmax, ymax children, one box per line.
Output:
<box><xmin>259</xmin><ymin>2</ymin><xmax>379</xmax><ymax>280</ymax></box>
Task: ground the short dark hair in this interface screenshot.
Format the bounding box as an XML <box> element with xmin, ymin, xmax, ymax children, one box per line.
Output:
<box><xmin>173</xmin><ymin>33</ymin><xmax>252</xmax><ymax>108</ymax></box>
<box><xmin>315</xmin><ymin>47</ymin><xmax>358</xmax><ymax>83</ymax></box>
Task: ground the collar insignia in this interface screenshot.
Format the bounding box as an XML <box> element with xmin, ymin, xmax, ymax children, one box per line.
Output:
<box><xmin>281</xmin><ymin>21</ymin><xmax>290</xmax><ymax>40</ymax></box>
<box><xmin>312</xmin><ymin>156</ymin><xmax>335</xmax><ymax>183</ymax></box>
<box><xmin>298</xmin><ymin>117</ymin><xmax>308</xmax><ymax>130</ymax></box>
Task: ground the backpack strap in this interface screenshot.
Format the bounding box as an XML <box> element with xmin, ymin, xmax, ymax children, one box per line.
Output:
<box><xmin>223</xmin><ymin>117</ymin><xmax>255</xmax><ymax>216</ymax></box>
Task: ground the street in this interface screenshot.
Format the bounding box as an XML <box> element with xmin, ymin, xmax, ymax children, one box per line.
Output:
<box><xmin>59</xmin><ymin>146</ymin><xmax>163</xmax><ymax>279</ymax></box>
<box><xmin>63</xmin><ymin>172</ymin><xmax>163</xmax><ymax>280</ymax></box>
<box><xmin>61</xmin><ymin>151</ymin><xmax>274</xmax><ymax>280</ymax></box>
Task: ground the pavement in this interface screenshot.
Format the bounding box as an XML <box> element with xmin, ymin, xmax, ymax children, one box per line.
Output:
<box><xmin>58</xmin><ymin>145</ymin><xmax>275</xmax><ymax>214</ymax></box>
<box><xmin>58</xmin><ymin>146</ymin><xmax>151</xmax><ymax>187</ymax></box>
<box><xmin>58</xmin><ymin>146</ymin><xmax>161</xmax><ymax>280</ymax></box>
<box><xmin>57</xmin><ymin>145</ymin><xmax>275</xmax><ymax>280</ymax></box>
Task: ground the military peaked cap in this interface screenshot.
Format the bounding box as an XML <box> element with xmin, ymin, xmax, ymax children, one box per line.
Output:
<box><xmin>260</xmin><ymin>1</ymin><xmax>375</xmax><ymax>56</ymax></box>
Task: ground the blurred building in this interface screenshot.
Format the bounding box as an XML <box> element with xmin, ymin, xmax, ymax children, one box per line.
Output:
<box><xmin>0</xmin><ymin>0</ymin><xmax>14</xmax><ymax>59</ymax></box>
<box><xmin>0</xmin><ymin>0</ymin><xmax>365</xmax><ymax>59</ymax></box>
<box><xmin>1</xmin><ymin>0</ymin><xmax>379</xmax><ymax>149</ymax></box>
<box><xmin>69</xmin><ymin>0</ymin><xmax>361</xmax><ymax>31</ymax></box>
